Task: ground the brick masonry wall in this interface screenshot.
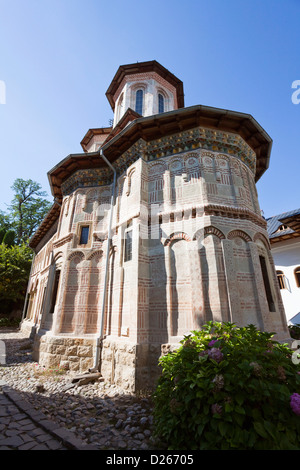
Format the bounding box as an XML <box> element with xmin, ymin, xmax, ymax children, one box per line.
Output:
<box><xmin>21</xmin><ymin>136</ymin><xmax>290</xmax><ymax>391</ymax></box>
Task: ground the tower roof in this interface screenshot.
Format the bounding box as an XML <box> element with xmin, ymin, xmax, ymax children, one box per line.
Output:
<box><xmin>105</xmin><ymin>60</ymin><xmax>185</xmax><ymax>111</ymax></box>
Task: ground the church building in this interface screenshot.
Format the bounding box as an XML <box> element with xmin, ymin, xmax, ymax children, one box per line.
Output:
<box><xmin>21</xmin><ymin>60</ymin><xmax>290</xmax><ymax>391</ymax></box>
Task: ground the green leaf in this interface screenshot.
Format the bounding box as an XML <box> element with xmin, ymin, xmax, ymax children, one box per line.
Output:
<box><xmin>218</xmin><ymin>421</ymin><xmax>230</xmax><ymax>437</ymax></box>
<box><xmin>197</xmin><ymin>423</ymin><xmax>205</xmax><ymax>436</ymax></box>
<box><xmin>254</xmin><ymin>421</ymin><xmax>268</xmax><ymax>439</ymax></box>
<box><xmin>235</xmin><ymin>405</ymin><xmax>245</xmax><ymax>414</ymax></box>
<box><xmin>233</xmin><ymin>412</ymin><xmax>244</xmax><ymax>427</ymax></box>
<box><xmin>263</xmin><ymin>420</ymin><xmax>277</xmax><ymax>441</ymax></box>
<box><xmin>235</xmin><ymin>393</ymin><xmax>244</xmax><ymax>406</ymax></box>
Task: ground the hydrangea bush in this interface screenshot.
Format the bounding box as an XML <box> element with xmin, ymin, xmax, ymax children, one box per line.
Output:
<box><xmin>153</xmin><ymin>322</ymin><xmax>300</xmax><ymax>450</ymax></box>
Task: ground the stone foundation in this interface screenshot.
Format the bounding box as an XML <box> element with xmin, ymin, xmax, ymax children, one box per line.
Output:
<box><xmin>32</xmin><ymin>331</ymin><xmax>96</xmax><ymax>372</ymax></box>
<box><xmin>21</xmin><ymin>321</ymin><xmax>177</xmax><ymax>391</ymax></box>
<box><xmin>100</xmin><ymin>339</ymin><xmax>180</xmax><ymax>392</ymax></box>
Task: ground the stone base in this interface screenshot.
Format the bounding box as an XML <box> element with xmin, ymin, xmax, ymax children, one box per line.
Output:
<box><xmin>20</xmin><ymin>320</ymin><xmax>292</xmax><ymax>393</ymax></box>
<box><xmin>32</xmin><ymin>330</ymin><xmax>96</xmax><ymax>372</ymax></box>
<box><xmin>19</xmin><ymin>319</ymin><xmax>37</xmax><ymax>339</ymax></box>
<box><xmin>100</xmin><ymin>339</ymin><xmax>180</xmax><ymax>393</ymax></box>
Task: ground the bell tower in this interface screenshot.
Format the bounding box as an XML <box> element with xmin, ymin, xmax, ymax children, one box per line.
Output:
<box><xmin>105</xmin><ymin>60</ymin><xmax>184</xmax><ymax>127</ymax></box>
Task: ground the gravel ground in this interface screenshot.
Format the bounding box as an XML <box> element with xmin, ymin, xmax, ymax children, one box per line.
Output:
<box><xmin>0</xmin><ymin>327</ymin><xmax>165</xmax><ymax>450</ymax></box>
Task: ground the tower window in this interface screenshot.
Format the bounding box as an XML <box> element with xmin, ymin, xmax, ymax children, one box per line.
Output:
<box><xmin>135</xmin><ymin>89</ymin><xmax>143</xmax><ymax>115</ymax></box>
<box><xmin>295</xmin><ymin>267</ymin><xmax>300</xmax><ymax>287</ymax></box>
<box><xmin>158</xmin><ymin>93</ymin><xmax>164</xmax><ymax>113</ymax></box>
<box><xmin>116</xmin><ymin>93</ymin><xmax>124</xmax><ymax>123</ymax></box>
<box><xmin>50</xmin><ymin>270</ymin><xmax>61</xmax><ymax>313</ymax></box>
<box><xmin>124</xmin><ymin>229</ymin><xmax>133</xmax><ymax>262</ymax></box>
<box><xmin>276</xmin><ymin>270</ymin><xmax>286</xmax><ymax>290</ymax></box>
<box><xmin>79</xmin><ymin>226</ymin><xmax>90</xmax><ymax>245</ymax></box>
<box><xmin>259</xmin><ymin>255</ymin><xmax>275</xmax><ymax>311</ymax></box>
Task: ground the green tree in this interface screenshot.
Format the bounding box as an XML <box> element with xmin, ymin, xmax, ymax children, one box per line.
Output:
<box><xmin>0</xmin><ymin>243</ymin><xmax>33</xmax><ymax>305</ymax></box>
<box><xmin>0</xmin><ymin>211</ymin><xmax>11</xmax><ymax>233</ymax></box>
<box><xmin>0</xmin><ymin>227</ymin><xmax>6</xmax><ymax>244</ymax></box>
<box><xmin>8</xmin><ymin>178</ymin><xmax>52</xmax><ymax>244</ymax></box>
<box><xmin>2</xmin><ymin>229</ymin><xmax>16</xmax><ymax>247</ymax></box>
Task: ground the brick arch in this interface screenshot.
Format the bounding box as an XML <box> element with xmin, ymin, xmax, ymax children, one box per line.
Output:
<box><xmin>168</xmin><ymin>156</ymin><xmax>184</xmax><ymax>171</ymax></box>
<box><xmin>164</xmin><ymin>231</ymin><xmax>191</xmax><ymax>247</ymax></box>
<box><xmin>227</xmin><ymin>229</ymin><xmax>252</xmax><ymax>242</ymax></box>
<box><xmin>117</xmin><ymin>174</ymin><xmax>126</xmax><ymax>195</ymax></box>
<box><xmin>193</xmin><ymin>226</ymin><xmax>225</xmax><ymax>241</ymax></box>
<box><xmin>53</xmin><ymin>251</ymin><xmax>63</xmax><ymax>262</ymax></box>
<box><xmin>201</xmin><ymin>150</ymin><xmax>215</xmax><ymax>158</ymax></box>
<box><xmin>86</xmin><ymin>250</ymin><xmax>103</xmax><ymax>261</ymax></box>
<box><xmin>183</xmin><ymin>151</ymin><xmax>200</xmax><ymax>160</ymax></box>
<box><xmin>67</xmin><ymin>251</ymin><xmax>85</xmax><ymax>262</ymax></box>
<box><xmin>253</xmin><ymin>232</ymin><xmax>271</xmax><ymax>249</ymax></box>
<box><xmin>148</xmin><ymin>161</ymin><xmax>167</xmax><ymax>175</ymax></box>
<box><xmin>126</xmin><ymin>167</ymin><xmax>136</xmax><ymax>196</ymax></box>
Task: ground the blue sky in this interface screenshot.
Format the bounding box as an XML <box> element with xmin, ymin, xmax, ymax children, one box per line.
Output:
<box><xmin>0</xmin><ymin>0</ymin><xmax>299</xmax><ymax>219</ymax></box>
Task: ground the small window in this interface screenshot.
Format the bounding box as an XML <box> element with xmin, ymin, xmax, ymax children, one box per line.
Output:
<box><xmin>158</xmin><ymin>93</ymin><xmax>164</xmax><ymax>113</ymax></box>
<box><xmin>295</xmin><ymin>267</ymin><xmax>300</xmax><ymax>287</ymax></box>
<box><xmin>276</xmin><ymin>270</ymin><xmax>286</xmax><ymax>290</ymax></box>
<box><xmin>259</xmin><ymin>255</ymin><xmax>275</xmax><ymax>312</ymax></box>
<box><xmin>79</xmin><ymin>226</ymin><xmax>90</xmax><ymax>245</ymax></box>
<box><xmin>135</xmin><ymin>89</ymin><xmax>143</xmax><ymax>115</ymax></box>
<box><xmin>124</xmin><ymin>229</ymin><xmax>133</xmax><ymax>262</ymax></box>
<box><xmin>24</xmin><ymin>294</ymin><xmax>31</xmax><ymax>319</ymax></box>
<box><xmin>116</xmin><ymin>93</ymin><xmax>124</xmax><ymax>122</ymax></box>
<box><xmin>50</xmin><ymin>271</ymin><xmax>60</xmax><ymax>313</ymax></box>
<box><xmin>276</xmin><ymin>224</ymin><xmax>289</xmax><ymax>232</ymax></box>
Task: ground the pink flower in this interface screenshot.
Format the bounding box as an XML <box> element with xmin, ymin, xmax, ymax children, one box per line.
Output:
<box><xmin>211</xmin><ymin>403</ymin><xmax>222</xmax><ymax>415</ymax></box>
<box><xmin>290</xmin><ymin>393</ymin><xmax>300</xmax><ymax>416</ymax></box>
<box><xmin>208</xmin><ymin>348</ymin><xmax>223</xmax><ymax>363</ymax></box>
<box><xmin>212</xmin><ymin>374</ymin><xmax>224</xmax><ymax>391</ymax></box>
<box><xmin>277</xmin><ymin>366</ymin><xmax>286</xmax><ymax>381</ymax></box>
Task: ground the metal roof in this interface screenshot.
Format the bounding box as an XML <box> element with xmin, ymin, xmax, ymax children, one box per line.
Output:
<box><xmin>266</xmin><ymin>208</ymin><xmax>300</xmax><ymax>240</ymax></box>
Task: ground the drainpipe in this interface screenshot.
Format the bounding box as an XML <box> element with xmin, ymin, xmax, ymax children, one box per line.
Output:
<box><xmin>91</xmin><ymin>148</ymin><xmax>117</xmax><ymax>371</ymax></box>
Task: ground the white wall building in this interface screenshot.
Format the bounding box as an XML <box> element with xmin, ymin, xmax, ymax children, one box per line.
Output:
<box><xmin>267</xmin><ymin>209</ymin><xmax>300</xmax><ymax>324</ymax></box>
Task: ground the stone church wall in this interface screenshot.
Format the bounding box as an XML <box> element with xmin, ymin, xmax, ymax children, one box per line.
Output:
<box><xmin>21</xmin><ymin>131</ymin><xmax>289</xmax><ymax>391</ymax></box>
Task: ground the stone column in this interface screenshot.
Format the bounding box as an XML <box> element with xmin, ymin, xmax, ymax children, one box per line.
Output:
<box><xmin>248</xmin><ymin>242</ymin><xmax>267</xmax><ymax>331</ymax></box>
<box><xmin>221</xmin><ymin>239</ymin><xmax>240</xmax><ymax>324</ymax></box>
<box><xmin>188</xmin><ymin>240</ymin><xmax>205</xmax><ymax>329</ymax></box>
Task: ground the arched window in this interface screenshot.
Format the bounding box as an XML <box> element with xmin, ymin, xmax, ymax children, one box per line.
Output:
<box><xmin>295</xmin><ymin>267</ymin><xmax>300</xmax><ymax>287</ymax></box>
<box><xmin>259</xmin><ymin>255</ymin><xmax>275</xmax><ymax>311</ymax></box>
<box><xmin>116</xmin><ymin>93</ymin><xmax>124</xmax><ymax>122</ymax></box>
<box><xmin>124</xmin><ymin>221</ymin><xmax>133</xmax><ymax>262</ymax></box>
<box><xmin>50</xmin><ymin>270</ymin><xmax>61</xmax><ymax>313</ymax></box>
<box><xmin>158</xmin><ymin>93</ymin><xmax>164</xmax><ymax>113</ymax></box>
<box><xmin>135</xmin><ymin>89</ymin><xmax>143</xmax><ymax>115</ymax></box>
<box><xmin>276</xmin><ymin>270</ymin><xmax>286</xmax><ymax>290</ymax></box>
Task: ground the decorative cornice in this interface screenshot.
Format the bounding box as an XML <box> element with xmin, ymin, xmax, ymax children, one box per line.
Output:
<box><xmin>202</xmin><ymin>203</ymin><xmax>267</xmax><ymax>229</ymax></box>
<box><xmin>60</xmin><ymin>127</ymin><xmax>257</xmax><ymax>197</ymax></box>
<box><xmin>52</xmin><ymin>233</ymin><xmax>74</xmax><ymax>249</ymax></box>
<box><xmin>112</xmin><ymin>127</ymin><xmax>256</xmax><ymax>176</ymax></box>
